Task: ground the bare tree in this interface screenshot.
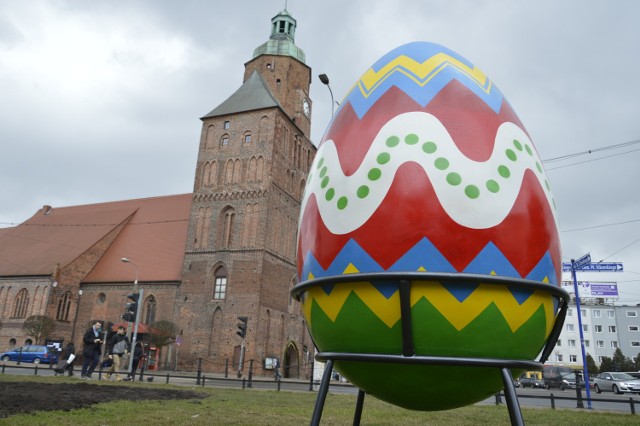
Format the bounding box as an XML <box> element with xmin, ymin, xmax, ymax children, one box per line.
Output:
<box><xmin>22</xmin><ymin>315</ymin><xmax>56</xmax><ymax>345</ymax></box>
<box><xmin>148</xmin><ymin>320</ymin><xmax>177</xmax><ymax>350</ymax></box>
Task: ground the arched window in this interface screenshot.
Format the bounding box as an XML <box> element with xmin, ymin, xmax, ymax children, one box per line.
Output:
<box><xmin>247</xmin><ymin>157</ymin><xmax>257</xmax><ymax>182</ymax></box>
<box><xmin>202</xmin><ymin>162</ymin><xmax>211</xmax><ymax>187</ymax></box>
<box><xmin>12</xmin><ymin>289</ymin><xmax>29</xmax><ymax>318</ymax></box>
<box><xmin>56</xmin><ymin>291</ymin><xmax>72</xmax><ymax>321</ymax></box>
<box><xmin>219</xmin><ymin>207</ymin><xmax>235</xmax><ymax>248</ymax></box>
<box><xmin>206</xmin><ymin>125</ymin><xmax>215</xmax><ymax>148</ymax></box>
<box><xmin>259</xmin><ymin>116</ymin><xmax>269</xmax><ymax>143</ymax></box>
<box><xmin>225</xmin><ymin>160</ymin><xmax>234</xmax><ymax>184</ymax></box>
<box><xmin>220</xmin><ymin>134</ymin><xmax>230</xmax><ymax>148</ymax></box>
<box><xmin>195</xmin><ymin>207</ymin><xmax>205</xmax><ymax>248</ymax></box>
<box><xmin>209</xmin><ymin>161</ymin><xmax>218</xmax><ymax>187</ymax></box>
<box><xmin>243</xmin><ymin>131</ymin><xmax>252</xmax><ymax>146</ymax></box>
<box><xmin>213</xmin><ymin>266</ymin><xmax>228</xmax><ymax>300</ymax></box>
<box><xmin>256</xmin><ymin>156</ymin><xmax>264</xmax><ymax>182</ymax></box>
<box><xmin>208</xmin><ymin>307</ymin><xmax>223</xmax><ymax>356</ymax></box>
<box><xmin>144</xmin><ymin>295</ymin><xmax>156</xmax><ymax>325</ymax></box>
<box><xmin>233</xmin><ymin>159</ymin><xmax>242</xmax><ymax>184</ymax></box>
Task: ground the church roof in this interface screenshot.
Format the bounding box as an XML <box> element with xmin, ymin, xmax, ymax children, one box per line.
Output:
<box><xmin>0</xmin><ymin>194</ymin><xmax>191</xmax><ymax>283</ymax></box>
<box><xmin>202</xmin><ymin>70</ymin><xmax>281</xmax><ymax>118</ymax></box>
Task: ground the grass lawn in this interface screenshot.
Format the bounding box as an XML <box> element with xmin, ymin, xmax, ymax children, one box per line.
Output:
<box><xmin>1</xmin><ymin>375</ymin><xmax>638</xmax><ymax>425</ymax></box>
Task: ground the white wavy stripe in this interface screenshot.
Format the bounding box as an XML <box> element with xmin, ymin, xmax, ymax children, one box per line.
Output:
<box><xmin>300</xmin><ymin>112</ymin><xmax>558</xmax><ymax>235</ymax></box>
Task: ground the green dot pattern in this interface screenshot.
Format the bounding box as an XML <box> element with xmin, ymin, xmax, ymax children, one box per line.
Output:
<box><xmin>377</xmin><ymin>152</ymin><xmax>390</xmax><ymax>165</ymax></box>
<box><xmin>325</xmin><ymin>188</ymin><xmax>335</xmax><ymax>201</ymax></box>
<box><xmin>435</xmin><ymin>157</ymin><xmax>449</xmax><ymax>170</ymax></box>
<box><xmin>357</xmin><ymin>185</ymin><xmax>370</xmax><ymax>198</ymax></box>
<box><xmin>486</xmin><ymin>180</ymin><xmax>500</xmax><ymax>193</ymax></box>
<box><xmin>404</xmin><ymin>134</ymin><xmax>419</xmax><ymax>145</ymax></box>
<box><xmin>422</xmin><ymin>141</ymin><xmax>437</xmax><ymax>154</ymax></box>
<box><xmin>386</xmin><ymin>136</ymin><xmax>400</xmax><ymax>147</ymax></box>
<box><xmin>312</xmin><ymin>130</ymin><xmax>554</xmax><ymax>213</ymax></box>
<box><xmin>337</xmin><ymin>196</ymin><xmax>348</xmax><ymax>210</ymax></box>
<box><xmin>446</xmin><ymin>172</ymin><xmax>462</xmax><ymax>186</ymax></box>
<box><xmin>465</xmin><ymin>185</ymin><xmax>480</xmax><ymax>199</ymax></box>
<box><xmin>368</xmin><ymin>168</ymin><xmax>382</xmax><ymax>181</ymax></box>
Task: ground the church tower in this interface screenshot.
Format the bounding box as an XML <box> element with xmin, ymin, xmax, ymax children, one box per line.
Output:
<box><xmin>175</xmin><ymin>9</ymin><xmax>316</xmax><ymax>378</ymax></box>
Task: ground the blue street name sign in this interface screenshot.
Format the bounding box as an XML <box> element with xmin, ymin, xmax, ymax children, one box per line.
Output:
<box><xmin>573</xmin><ymin>253</ymin><xmax>591</xmax><ymax>270</ymax></box>
<box><xmin>562</xmin><ymin>262</ymin><xmax>624</xmax><ymax>272</ymax></box>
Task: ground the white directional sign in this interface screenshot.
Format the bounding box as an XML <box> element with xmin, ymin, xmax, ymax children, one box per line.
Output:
<box><xmin>562</xmin><ymin>262</ymin><xmax>624</xmax><ymax>272</ymax></box>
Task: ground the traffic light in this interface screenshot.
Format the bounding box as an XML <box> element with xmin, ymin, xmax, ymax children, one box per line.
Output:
<box><xmin>236</xmin><ymin>316</ymin><xmax>248</xmax><ymax>338</ymax></box>
<box><xmin>121</xmin><ymin>293</ymin><xmax>138</xmax><ymax>323</ymax></box>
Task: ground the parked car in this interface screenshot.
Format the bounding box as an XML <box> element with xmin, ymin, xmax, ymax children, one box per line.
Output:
<box><xmin>592</xmin><ymin>372</ymin><xmax>640</xmax><ymax>394</ymax></box>
<box><xmin>0</xmin><ymin>345</ymin><xmax>59</xmax><ymax>364</ymax></box>
<box><xmin>519</xmin><ymin>377</ymin><xmax>545</xmax><ymax>388</ymax></box>
<box><xmin>544</xmin><ymin>372</ymin><xmax>585</xmax><ymax>390</ymax></box>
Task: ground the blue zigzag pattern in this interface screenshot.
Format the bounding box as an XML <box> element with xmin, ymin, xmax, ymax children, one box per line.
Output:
<box><xmin>301</xmin><ymin>237</ymin><xmax>558</xmax><ymax>303</ymax></box>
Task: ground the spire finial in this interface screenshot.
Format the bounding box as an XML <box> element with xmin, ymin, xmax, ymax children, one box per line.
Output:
<box><xmin>284</xmin><ymin>0</ymin><xmax>288</xmax><ymax>10</ymax></box>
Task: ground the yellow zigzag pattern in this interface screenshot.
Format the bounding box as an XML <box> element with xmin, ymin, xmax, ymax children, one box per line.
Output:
<box><xmin>303</xmin><ymin>276</ymin><xmax>556</xmax><ymax>336</ymax></box>
<box><xmin>357</xmin><ymin>53</ymin><xmax>492</xmax><ymax>99</ymax></box>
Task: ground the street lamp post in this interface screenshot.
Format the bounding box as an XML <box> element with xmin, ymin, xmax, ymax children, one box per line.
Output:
<box><xmin>121</xmin><ymin>257</ymin><xmax>141</xmax><ymax>374</ymax></box>
<box><xmin>318</xmin><ymin>73</ymin><xmax>339</xmax><ymax>117</ymax></box>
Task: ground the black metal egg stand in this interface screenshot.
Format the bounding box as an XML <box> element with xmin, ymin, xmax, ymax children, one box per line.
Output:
<box><xmin>291</xmin><ymin>272</ymin><xmax>570</xmax><ymax>426</ymax></box>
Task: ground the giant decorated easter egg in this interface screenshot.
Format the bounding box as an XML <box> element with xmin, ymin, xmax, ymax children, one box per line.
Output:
<box><xmin>295</xmin><ymin>42</ymin><xmax>563</xmax><ymax>411</ymax></box>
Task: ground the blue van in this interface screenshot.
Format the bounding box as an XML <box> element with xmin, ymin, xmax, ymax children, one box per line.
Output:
<box><xmin>0</xmin><ymin>345</ymin><xmax>59</xmax><ymax>364</ymax></box>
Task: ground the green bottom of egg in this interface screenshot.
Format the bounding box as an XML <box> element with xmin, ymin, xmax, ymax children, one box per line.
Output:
<box><xmin>302</xmin><ymin>280</ymin><xmax>558</xmax><ymax>411</ymax></box>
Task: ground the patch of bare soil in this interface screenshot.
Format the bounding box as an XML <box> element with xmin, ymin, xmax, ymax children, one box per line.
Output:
<box><xmin>0</xmin><ymin>381</ymin><xmax>205</xmax><ymax>418</ymax></box>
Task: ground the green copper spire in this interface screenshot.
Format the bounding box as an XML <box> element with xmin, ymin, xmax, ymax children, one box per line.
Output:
<box><xmin>252</xmin><ymin>9</ymin><xmax>306</xmax><ymax>63</ymax></box>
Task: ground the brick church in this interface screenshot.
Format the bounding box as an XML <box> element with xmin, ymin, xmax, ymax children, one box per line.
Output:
<box><xmin>0</xmin><ymin>9</ymin><xmax>316</xmax><ymax>378</ymax></box>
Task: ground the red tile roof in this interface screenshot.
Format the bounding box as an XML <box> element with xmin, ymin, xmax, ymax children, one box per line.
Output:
<box><xmin>0</xmin><ymin>194</ymin><xmax>192</xmax><ymax>283</ymax></box>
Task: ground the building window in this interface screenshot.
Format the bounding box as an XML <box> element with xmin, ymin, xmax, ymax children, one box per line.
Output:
<box><xmin>568</xmin><ymin>339</ymin><xmax>576</xmax><ymax>347</ymax></box>
<box><xmin>224</xmin><ymin>121</ymin><xmax>230</xmax><ymax>130</ymax></box>
<box><xmin>598</xmin><ymin>356</ymin><xmax>605</xmax><ymax>363</ymax></box>
<box><xmin>584</xmin><ymin>340</ymin><xmax>590</xmax><ymax>347</ymax></box>
<box><xmin>631</xmin><ymin>341</ymin><xmax>640</xmax><ymax>347</ymax></box>
<box><xmin>607</xmin><ymin>310</ymin><xmax>615</xmax><ymax>318</ymax></box>
<box><xmin>556</xmin><ymin>354</ymin><xmax>563</xmax><ymax>362</ymax></box>
<box><xmin>629</xmin><ymin>325</ymin><xmax>639</xmax><ymax>332</ymax></box>
<box><xmin>593</xmin><ymin>310</ymin><xmax>601</xmax><ymax>318</ymax></box>
<box><xmin>566</xmin><ymin>324</ymin><xmax>574</xmax><ymax>332</ymax></box>
<box><xmin>213</xmin><ymin>267</ymin><xmax>227</xmax><ymax>300</ymax></box>
<box><xmin>569</xmin><ymin>355</ymin><xmax>577</xmax><ymax>363</ymax></box>
<box><xmin>220</xmin><ymin>135</ymin><xmax>229</xmax><ymax>147</ymax></box>
<box><xmin>611</xmin><ymin>341</ymin><xmax>618</xmax><ymax>348</ymax></box>
<box><xmin>609</xmin><ymin>325</ymin><xmax>617</xmax><ymax>333</ymax></box>
<box><xmin>12</xmin><ymin>289</ymin><xmax>29</xmax><ymax>318</ymax></box>
<box><xmin>56</xmin><ymin>291</ymin><xmax>72</xmax><ymax>321</ymax></box>
<box><xmin>626</xmin><ymin>311</ymin><xmax>638</xmax><ymax>317</ymax></box>
<box><xmin>145</xmin><ymin>296</ymin><xmax>156</xmax><ymax>325</ymax></box>
<box><xmin>567</xmin><ymin>308</ymin><xmax>573</xmax><ymax>317</ymax></box>
<box><xmin>243</xmin><ymin>133</ymin><xmax>252</xmax><ymax>145</ymax></box>
<box><xmin>556</xmin><ymin>339</ymin><xmax>562</xmax><ymax>346</ymax></box>
<box><xmin>581</xmin><ymin>309</ymin><xmax>587</xmax><ymax>317</ymax></box>
<box><xmin>582</xmin><ymin>324</ymin><xmax>589</xmax><ymax>332</ymax></box>
<box><xmin>594</xmin><ymin>325</ymin><xmax>603</xmax><ymax>333</ymax></box>
<box><xmin>596</xmin><ymin>340</ymin><xmax>604</xmax><ymax>348</ymax></box>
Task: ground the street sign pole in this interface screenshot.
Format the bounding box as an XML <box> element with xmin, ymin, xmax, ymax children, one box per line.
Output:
<box><xmin>571</xmin><ymin>257</ymin><xmax>592</xmax><ymax>409</ymax></box>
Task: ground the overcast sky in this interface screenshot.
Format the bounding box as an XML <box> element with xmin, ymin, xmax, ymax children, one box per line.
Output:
<box><xmin>1</xmin><ymin>1</ymin><xmax>639</xmax><ymax>302</ymax></box>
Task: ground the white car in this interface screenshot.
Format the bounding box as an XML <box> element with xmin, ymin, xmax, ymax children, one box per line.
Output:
<box><xmin>592</xmin><ymin>372</ymin><xmax>640</xmax><ymax>394</ymax></box>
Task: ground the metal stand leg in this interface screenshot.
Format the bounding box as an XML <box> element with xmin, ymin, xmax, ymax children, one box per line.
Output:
<box><xmin>353</xmin><ymin>389</ymin><xmax>365</xmax><ymax>425</ymax></box>
<box><xmin>501</xmin><ymin>368</ymin><xmax>524</xmax><ymax>426</ymax></box>
<box><xmin>310</xmin><ymin>359</ymin><xmax>334</xmax><ymax>426</ymax></box>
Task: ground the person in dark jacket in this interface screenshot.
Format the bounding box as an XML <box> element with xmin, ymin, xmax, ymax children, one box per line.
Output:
<box><xmin>80</xmin><ymin>321</ymin><xmax>103</xmax><ymax>379</ymax></box>
<box><xmin>61</xmin><ymin>341</ymin><xmax>76</xmax><ymax>376</ymax></box>
<box><xmin>125</xmin><ymin>340</ymin><xmax>144</xmax><ymax>381</ymax></box>
<box><xmin>105</xmin><ymin>326</ymin><xmax>129</xmax><ymax>381</ymax></box>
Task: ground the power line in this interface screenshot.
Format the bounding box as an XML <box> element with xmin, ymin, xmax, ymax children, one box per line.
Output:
<box><xmin>542</xmin><ymin>138</ymin><xmax>640</xmax><ymax>164</ymax></box>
